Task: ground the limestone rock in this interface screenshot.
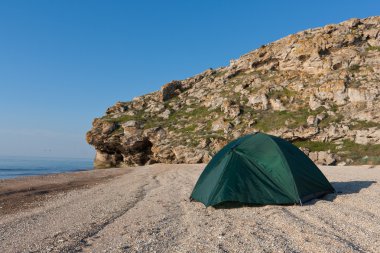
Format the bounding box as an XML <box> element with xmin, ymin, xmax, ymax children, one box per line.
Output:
<box><xmin>211</xmin><ymin>118</ymin><xmax>233</xmax><ymax>133</ymax></box>
<box><xmin>122</xmin><ymin>120</ymin><xmax>139</xmax><ymax>128</ymax></box>
<box><xmin>160</xmin><ymin>80</ymin><xmax>183</xmax><ymax>101</ymax></box>
<box><xmin>204</xmin><ymin>95</ymin><xmax>224</xmax><ymax>109</ymax></box>
<box><xmin>94</xmin><ymin>150</ymin><xmax>123</xmax><ymax>168</ymax></box>
<box><xmin>355</xmin><ymin>128</ymin><xmax>380</xmax><ymax>144</ymax></box>
<box><xmin>221</xmin><ymin>100</ymin><xmax>241</xmax><ymax>119</ymax></box>
<box><xmin>309</xmin><ymin>151</ymin><xmax>337</xmax><ymax>165</ymax></box>
<box><xmin>248</xmin><ymin>94</ymin><xmax>268</xmax><ymax>110</ymax></box>
<box><xmin>86</xmin><ymin>16</ymin><xmax>380</xmax><ymax>168</ymax></box>
<box><xmin>106</xmin><ymin>102</ymin><xmax>129</xmax><ymax>115</ymax></box>
<box><xmin>270</xmin><ymin>127</ymin><xmax>319</xmax><ymax>141</ymax></box>
<box><xmin>158</xmin><ymin>109</ymin><xmax>171</xmax><ymax>119</ymax></box>
<box><xmin>198</xmin><ymin>138</ymin><xmax>211</xmax><ymax>149</ymax></box>
<box><xmin>269</xmin><ymin>99</ymin><xmax>286</xmax><ymax>111</ymax></box>
<box><xmin>309</xmin><ymin>95</ymin><xmax>322</xmax><ymax>111</ymax></box>
<box><xmin>172</xmin><ymin>146</ymin><xmax>209</xmax><ymax>164</ymax></box>
<box><xmin>307</xmin><ymin>115</ymin><xmax>316</xmax><ymax>126</ymax></box>
<box><xmin>347</xmin><ymin>88</ymin><xmax>372</xmax><ymax>103</ymax></box>
<box><xmin>101</xmin><ymin>121</ymin><xmax>118</xmax><ymax>135</ymax></box>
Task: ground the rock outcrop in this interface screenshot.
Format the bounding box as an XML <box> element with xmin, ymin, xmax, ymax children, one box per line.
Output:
<box><xmin>87</xmin><ymin>16</ymin><xmax>380</xmax><ymax>167</ymax></box>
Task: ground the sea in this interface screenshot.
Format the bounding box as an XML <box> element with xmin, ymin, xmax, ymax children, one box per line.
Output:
<box><xmin>0</xmin><ymin>156</ymin><xmax>93</xmax><ymax>179</ymax></box>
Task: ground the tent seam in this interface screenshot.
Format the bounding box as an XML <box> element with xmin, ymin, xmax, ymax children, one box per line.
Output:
<box><xmin>267</xmin><ymin>136</ymin><xmax>301</xmax><ymax>203</ymax></box>
<box><xmin>206</xmin><ymin>133</ymin><xmax>254</xmax><ymax>205</ymax></box>
<box><xmin>206</xmin><ymin>152</ymin><xmax>234</xmax><ymax>205</ymax></box>
<box><xmin>197</xmin><ymin>134</ymin><xmax>252</xmax><ymax>206</ymax></box>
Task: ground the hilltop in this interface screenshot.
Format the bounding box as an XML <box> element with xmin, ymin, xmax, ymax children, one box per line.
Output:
<box><xmin>87</xmin><ymin>16</ymin><xmax>380</xmax><ymax>168</ymax></box>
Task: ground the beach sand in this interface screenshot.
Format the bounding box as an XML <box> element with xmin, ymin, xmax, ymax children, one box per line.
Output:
<box><xmin>0</xmin><ymin>164</ymin><xmax>379</xmax><ymax>253</ymax></box>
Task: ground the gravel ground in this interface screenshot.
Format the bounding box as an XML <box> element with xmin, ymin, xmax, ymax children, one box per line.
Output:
<box><xmin>0</xmin><ymin>164</ymin><xmax>379</xmax><ymax>253</ymax></box>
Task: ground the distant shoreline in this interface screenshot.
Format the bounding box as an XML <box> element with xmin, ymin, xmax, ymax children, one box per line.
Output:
<box><xmin>0</xmin><ymin>156</ymin><xmax>93</xmax><ymax>179</ymax></box>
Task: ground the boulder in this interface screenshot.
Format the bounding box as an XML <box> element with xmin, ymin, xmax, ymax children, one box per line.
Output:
<box><xmin>307</xmin><ymin>115</ymin><xmax>316</xmax><ymax>126</ymax></box>
<box><xmin>122</xmin><ymin>121</ymin><xmax>142</xmax><ymax>137</ymax></box>
<box><xmin>347</xmin><ymin>88</ymin><xmax>372</xmax><ymax>103</ymax></box>
<box><xmin>269</xmin><ymin>99</ymin><xmax>286</xmax><ymax>111</ymax></box>
<box><xmin>198</xmin><ymin>138</ymin><xmax>211</xmax><ymax>149</ymax></box>
<box><xmin>94</xmin><ymin>150</ymin><xmax>123</xmax><ymax>168</ymax></box>
<box><xmin>309</xmin><ymin>95</ymin><xmax>322</xmax><ymax>110</ymax></box>
<box><xmin>101</xmin><ymin>121</ymin><xmax>118</xmax><ymax>134</ymax></box>
<box><xmin>270</xmin><ymin>127</ymin><xmax>319</xmax><ymax>141</ymax></box>
<box><xmin>204</xmin><ymin>95</ymin><xmax>224</xmax><ymax>109</ymax></box>
<box><xmin>160</xmin><ymin>80</ymin><xmax>183</xmax><ymax>101</ymax></box>
<box><xmin>172</xmin><ymin>146</ymin><xmax>209</xmax><ymax>164</ymax></box>
<box><xmin>309</xmin><ymin>151</ymin><xmax>337</xmax><ymax>165</ymax></box>
<box><xmin>106</xmin><ymin>102</ymin><xmax>129</xmax><ymax>115</ymax></box>
<box><xmin>248</xmin><ymin>94</ymin><xmax>268</xmax><ymax>110</ymax></box>
<box><xmin>355</xmin><ymin>128</ymin><xmax>380</xmax><ymax>145</ymax></box>
<box><xmin>158</xmin><ymin>109</ymin><xmax>171</xmax><ymax>119</ymax></box>
<box><xmin>221</xmin><ymin>100</ymin><xmax>241</xmax><ymax>119</ymax></box>
<box><xmin>122</xmin><ymin>120</ymin><xmax>139</xmax><ymax>128</ymax></box>
<box><xmin>211</xmin><ymin>118</ymin><xmax>232</xmax><ymax>132</ymax></box>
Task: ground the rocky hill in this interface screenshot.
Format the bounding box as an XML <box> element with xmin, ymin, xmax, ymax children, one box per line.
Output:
<box><xmin>87</xmin><ymin>16</ymin><xmax>380</xmax><ymax>168</ymax></box>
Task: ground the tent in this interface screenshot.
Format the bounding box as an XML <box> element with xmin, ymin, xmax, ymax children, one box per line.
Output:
<box><xmin>190</xmin><ymin>132</ymin><xmax>335</xmax><ymax>207</ymax></box>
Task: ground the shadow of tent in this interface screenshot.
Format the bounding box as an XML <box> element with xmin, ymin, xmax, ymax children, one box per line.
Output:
<box><xmin>331</xmin><ymin>180</ymin><xmax>377</xmax><ymax>195</ymax></box>
<box><xmin>306</xmin><ymin>180</ymin><xmax>377</xmax><ymax>205</ymax></box>
<box><xmin>212</xmin><ymin>181</ymin><xmax>377</xmax><ymax>209</ymax></box>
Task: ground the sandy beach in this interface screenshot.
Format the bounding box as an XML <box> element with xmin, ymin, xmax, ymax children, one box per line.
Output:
<box><xmin>0</xmin><ymin>164</ymin><xmax>379</xmax><ymax>253</ymax></box>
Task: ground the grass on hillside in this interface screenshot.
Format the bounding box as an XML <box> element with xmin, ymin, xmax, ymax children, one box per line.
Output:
<box><xmin>348</xmin><ymin>64</ymin><xmax>360</xmax><ymax>72</ymax></box>
<box><xmin>366</xmin><ymin>46</ymin><xmax>380</xmax><ymax>52</ymax></box>
<box><xmin>293</xmin><ymin>139</ymin><xmax>380</xmax><ymax>165</ymax></box>
<box><xmin>350</xmin><ymin>120</ymin><xmax>380</xmax><ymax>130</ymax></box>
<box><xmin>267</xmin><ymin>88</ymin><xmax>297</xmax><ymax>100</ymax></box>
<box><xmin>253</xmin><ymin>110</ymin><xmax>308</xmax><ymax>131</ymax></box>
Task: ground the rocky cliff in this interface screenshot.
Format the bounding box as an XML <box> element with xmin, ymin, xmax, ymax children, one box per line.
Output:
<box><xmin>87</xmin><ymin>16</ymin><xmax>380</xmax><ymax>168</ymax></box>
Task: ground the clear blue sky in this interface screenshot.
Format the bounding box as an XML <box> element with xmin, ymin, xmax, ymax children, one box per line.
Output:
<box><xmin>0</xmin><ymin>1</ymin><xmax>378</xmax><ymax>159</ymax></box>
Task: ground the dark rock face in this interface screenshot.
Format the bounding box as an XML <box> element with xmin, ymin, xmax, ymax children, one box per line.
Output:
<box><xmin>160</xmin><ymin>81</ymin><xmax>183</xmax><ymax>101</ymax></box>
<box><xmin>87</xmin><ymin>17</ymin><xmax>380</xmax><ymax>168</ymax></box>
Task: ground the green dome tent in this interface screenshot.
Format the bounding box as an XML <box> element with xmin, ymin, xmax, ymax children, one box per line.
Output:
<box><xmin>191</xmin><ymin>132</ymin><xmax>334</xmax><ymax>207</ymax></box>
